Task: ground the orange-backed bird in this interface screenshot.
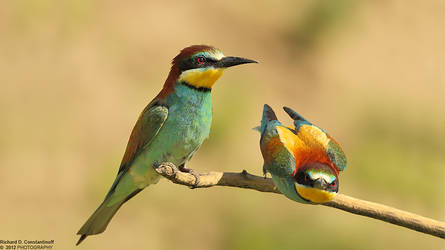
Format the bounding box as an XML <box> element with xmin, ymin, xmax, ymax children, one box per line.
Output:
<box><xmin>76</xmin><ymin>45</ymin><xmax>256</xmax><ymax>245</ymax></box>
<box><xmin>258</xmin><ymin>104</ymin><xmax>347</xmax><ymax>204</ymax></box>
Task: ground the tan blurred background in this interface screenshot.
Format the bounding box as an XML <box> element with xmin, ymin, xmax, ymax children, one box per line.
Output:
<box><xmin>1</xmin><ymin>0</ymin><xmax>445</xmax><ymax>249</ymax></box>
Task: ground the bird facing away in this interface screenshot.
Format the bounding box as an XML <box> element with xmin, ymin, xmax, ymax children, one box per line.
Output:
<box><xmin>76</xmin><ymin>45</ymin><xmax>256</xmax><ymax>245</ymax></box>
<box><xmin>258</xmin><ymin>104</ymin><xmax>347</xmax><ymax>204</ymax></box>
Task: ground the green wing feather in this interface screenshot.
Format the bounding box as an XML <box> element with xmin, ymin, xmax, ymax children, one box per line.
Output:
<box><xmin>326</xmin><ymin>139</ymin><xmax>347</xmax><ymax>171</ymax></box>
<box><xmin>118</xmin><ymin>101</ymin><xmax>168</xmax><ymax>174</ymax></box>
<box><xmin>76</xmin><ymin>101</ymin><xmax>168</xmax><ymax>245</ymax></box>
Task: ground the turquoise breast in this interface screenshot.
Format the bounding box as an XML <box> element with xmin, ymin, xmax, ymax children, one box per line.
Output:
<box><xmin>161</xmin><ymin>83</ymin><xmax>213</xmax><ymax>162</ymax></box>
<box><xmin>128</xmin><ymin>83</ymin><xmax>212</xmax><ymax>187</ymax></box>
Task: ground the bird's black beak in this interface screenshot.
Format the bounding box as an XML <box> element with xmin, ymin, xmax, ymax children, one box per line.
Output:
<box><xmin>215</xmin><ymin>56</ymin><xmax>257</xmax><ymax>68</ymax></box>
<box><xmin>313</xmin><ymin>178</ymin><xmax>329</xmax><ymax>190</ymax></box>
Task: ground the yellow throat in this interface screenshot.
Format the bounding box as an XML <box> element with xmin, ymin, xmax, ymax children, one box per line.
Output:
<box><xmin>178</xmin><ymin>67</ymin><xmax>225</xmax><ymax>89</ymax></box>
<box><xmin>295</xmin><ymin>184</ymin><xmax>337</xmax><ymax>203</ymax></box>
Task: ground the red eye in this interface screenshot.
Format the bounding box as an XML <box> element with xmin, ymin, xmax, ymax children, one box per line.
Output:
<box><xmin>330</xmin><ymin>180</ymin><xmax>337</xmax><ymax>187</ymax></box>
<box><xmin>195</xmin><ymin>56</ymin><xmax>205</xmax><ymax>64</ymax></box>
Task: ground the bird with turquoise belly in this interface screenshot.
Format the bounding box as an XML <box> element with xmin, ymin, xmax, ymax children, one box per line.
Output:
<box><xmin>258</xmin><ymin>104</ymin><xmax>347</xmax><ymax>204</ymax></box>
<box><xmin>76</xmin><ymin>45</ymin><xmax>256</xmax><ymax>245</ymax></box>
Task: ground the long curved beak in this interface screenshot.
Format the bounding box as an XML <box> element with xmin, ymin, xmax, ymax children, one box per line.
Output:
<box><xmin>215</xmin><ymin>56</ymin><xmax>257</xmax><ymax>68</ymax></box>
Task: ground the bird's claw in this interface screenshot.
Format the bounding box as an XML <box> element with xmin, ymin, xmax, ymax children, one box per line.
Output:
<box><xmin>154</xmin><ymin>162</ymin><xmax>178</xmax><ymax>177</ymax></box>
<box><xmin>178</xmin><ymin>164</ymin><xmax>200</xmax><ymax>188</ymax></box>
<box><xmin>188</xmin><ymin>169</ymin><xmax>201</xmax><ymax>189</ymax></box>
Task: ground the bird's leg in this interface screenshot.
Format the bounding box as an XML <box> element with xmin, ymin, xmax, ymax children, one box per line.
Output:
<box><xmin>262</xmin><ymin>165</ymin><xmax>268</xmax><ymax>179</ymax></box>
<box><xmin>178</xmin><ymin>163</ymin><xmax>200</xmax><ymax>188</ymax></box>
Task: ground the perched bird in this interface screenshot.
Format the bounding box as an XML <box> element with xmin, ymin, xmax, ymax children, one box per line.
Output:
<box><xmin>258</xmin><ymin>104</ymin><xmax>347</xmax><ymax>204</ymax></box>
<box><xmin>77</xmin><ymin>45</ymin><xmax>256</xmax><ymax>245</ymax></box>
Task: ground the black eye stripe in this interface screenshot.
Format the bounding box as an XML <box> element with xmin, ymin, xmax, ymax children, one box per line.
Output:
<box><xmin>178</xmin><ymin>58</ymin><xmax>194</xmax><ymax>71</ymax></box>
<box><xmin>206</xmin><ymin>58</ymin><xmax>218</xmax><ymax>63</ymax></box>
<box><xmin>295</xmin><ymin>171</ymin><xmax>311</xmax><ymax>185</ymax></box>
<box><xmin>178</xmin><ymin>56</ymin><xmax>217</xmax><ymax>72</ymax></box>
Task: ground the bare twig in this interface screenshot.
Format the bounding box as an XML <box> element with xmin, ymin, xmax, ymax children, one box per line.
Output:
<box><xmin>153</xmin><ymin>163</ymin><xmax>445</xmax><ymax>239</ymax></box>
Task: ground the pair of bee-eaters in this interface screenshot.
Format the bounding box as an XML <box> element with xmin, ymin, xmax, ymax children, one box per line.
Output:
<box><xmin>76</xmin><ymin>45</ymin><xmax>347</xmax><ymax>245</ymax></box>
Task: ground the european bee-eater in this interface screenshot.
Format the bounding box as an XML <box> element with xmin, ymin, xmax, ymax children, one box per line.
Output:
<box><xmin>77</xmin><ymin>45</ymin><xmax>256</xmax><ymax>245</ymax></box>
<box><xmin>258</xmin><ymin>104</ymin><xmax>346</xmax><ymax>204</ymax></box>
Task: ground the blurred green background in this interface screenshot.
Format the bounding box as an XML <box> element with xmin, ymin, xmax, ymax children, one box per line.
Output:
<box><xmin>1</xmin><ymin>0</ymin><xmax>445</xmax><ymax>249</ymax></box>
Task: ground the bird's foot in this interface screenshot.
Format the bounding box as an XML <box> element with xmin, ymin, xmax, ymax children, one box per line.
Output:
<box><xmin>178</xmin><ymin>164</ymin><xmax>200</xmax><ymax>188</ymax></box>
<box><xmin>262</xmin><ymin>166</ymin><xmax>268</xmax><ymax>179</ymax></box>
<box><xmin>154</xmin><ymin>162</ymin><xmax>178</xmax><ymax>177</ymax></box>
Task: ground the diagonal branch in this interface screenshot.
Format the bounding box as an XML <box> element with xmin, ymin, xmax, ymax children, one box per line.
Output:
<box><xmin>153</xmin><ymin>163</ymin><xmax>445</xmax><ymax>239</ymax></box>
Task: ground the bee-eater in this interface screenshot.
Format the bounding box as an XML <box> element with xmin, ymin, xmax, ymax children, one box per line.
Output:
<box><xmin>76</xmin><ymin>45</ymin><xmax>256</xmax><ymax>245</ymax></box>
<box><xmin>258</xmin><ymin>104</ymin><xmax>347</xmax><ymax>204</ymax></box>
